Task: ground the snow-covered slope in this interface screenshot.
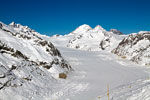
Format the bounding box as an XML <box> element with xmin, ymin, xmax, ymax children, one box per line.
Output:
<box><xmin>0</xmin><ymin>22</ymin><xmax>72</xmax><ymax>99</ymax></box>
<box><xmin>59</xmin><ymin>24</ymin><xmax>125</xmax><ymax>51</ymax></box>
<box><xmin>48</xmin><ymin>25</ymin><xmax>150</xmax><ymax>100</ymax></box>
<box><xmin>48</xmin><ymin>35</ymin><xmax>150</xmax><ymax>100</ymax></box>
<box><xmin>112</xmin><ymin>31</ymin><xmax>150</xmax><ymax>66</ymax></box>
<box><xmin>1</xmin><ymin>21</ymin><xmax>150</xmax><ymax>100</ymax></box>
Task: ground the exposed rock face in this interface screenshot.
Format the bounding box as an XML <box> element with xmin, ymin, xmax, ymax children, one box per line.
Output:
<box><xmin>110</xmin><ymin>29</ymin><xmax>123</xmax><ymax>35</ymax></box>
<box><xmin>0</xmin><ymin>22</ymin><xmax>3</xmax><ymax>29</ymax></box>
<box><xmin>100</xmin><ymin>37</ymin><xmax>111</xmax><ymax>50</ymax></box>
<box><xmin>0</xmin><ymin>22</ymin><xmax>72</xmax><ymax>99</ymax></box>
<box><xmin>112</xmin><ymin>31</ymin><xmax>150</xmax><ymax>65</ymax></box>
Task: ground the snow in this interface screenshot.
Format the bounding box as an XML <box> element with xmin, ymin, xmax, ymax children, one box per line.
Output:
<box><xmin>0</xmin><ymin>22</ymin><xmax>71</xmax><ymax>100</ymax></box>
<box><xmin>1</xmin><ymin>22</ymin><xmax>150</xmax><ymax>100</ymax></box>
<box><xmin>47</xmin><ymin>35</ymin><xmax>150</xmax><ymax>100</ymax></box>
<box><xmin>54</xmin><ymin>24</ymin><xmax>127</xmax><ymax>51</ymax></box>
<box><xmin>112</xmin><ymin>31</ymin><xmax>150</xmax><ymax>66</ymax></box>
<box><xmin>72</xmin><ymin>24</ymin><xmax>92</xmax><ymax>34</ymax></box>
<box><xmin>93</xmin><ymin>25</ymin><xmax>106</xmax><ymax>32</ymax></box>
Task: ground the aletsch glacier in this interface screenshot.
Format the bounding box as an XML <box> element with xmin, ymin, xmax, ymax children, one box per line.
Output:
<box><xmin>0</xmin><ymin>21</ymin><xmax>150</xmax><ymax>100</ymax></box>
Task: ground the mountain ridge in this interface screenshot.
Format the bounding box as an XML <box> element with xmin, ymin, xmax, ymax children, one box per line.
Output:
<box><xmin>51</xmin><ymin>24</ymin><xmax>150</xmax><ymax>66</ymax></box>
<box><xmin>0</xmin><ymin>21</ymin><xmax>72</xmax><ymax>99</ymax></box>
<box><xmin>65</xmin><ymin>24</ymin><xmax>125</xmax><ymax>51</ymax></box>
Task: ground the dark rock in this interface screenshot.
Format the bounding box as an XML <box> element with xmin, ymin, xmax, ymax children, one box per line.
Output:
<box><xmin>59</xmin><ymin>73</ymin><xmax>67</xmax><ymax>79</ymax></box>
<box><xmin>110</xmin><ymin>29</ymin><xmax>123</xmax><ymax>35</ymax></box>
<box><xmin>0</xmin><ymin>23</ymin><xmax>3</xmax><ymax>29</ymax></box>
<box><xmin>12</xmin><ymin>50</ymin><xmax>28</xmax><ymax>60</ymax></box>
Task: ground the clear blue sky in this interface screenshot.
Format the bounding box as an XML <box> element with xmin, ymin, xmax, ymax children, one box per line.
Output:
<box><xmin>0</xmin><ymin>0</ymin><xmax>150</xmax><ymax>35</ymax></box>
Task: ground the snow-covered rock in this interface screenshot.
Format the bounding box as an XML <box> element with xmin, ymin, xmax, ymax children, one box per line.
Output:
<box><xmin>0</xmin><ymin>22</ymin><xmax>72</xmax><ymax>99</ymax></box>
<box><xmin>66</xmin><ymin>24</ymin><xmax>123</xmax><ymax>51</ymax></box>
<box><xmin>112</xmin><ymin>31</ymin><xmax>150</xmax><ymax>65</ymax></box>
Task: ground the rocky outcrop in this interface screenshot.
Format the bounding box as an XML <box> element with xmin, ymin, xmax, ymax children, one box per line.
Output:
<box><xmin>110</xmin><ymin>29</ymin><xmax>123</xmax><ymax>35</ymax></box>
<box><xmin>112</xmin><ymin>31</ymin><xmax>150</xmax><ymax>65</ymax></box>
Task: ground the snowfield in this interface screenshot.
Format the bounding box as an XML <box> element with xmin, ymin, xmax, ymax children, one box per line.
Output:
<box><xmin>48</xmin><ymin>36</ymin><xmax>150</xmax><ymax>100</ymax></box>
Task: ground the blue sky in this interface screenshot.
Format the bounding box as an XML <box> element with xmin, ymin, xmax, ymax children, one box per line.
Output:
<box><xmin>0</xmin><ymin>0</ymin><xmax>150</xmax><ymax>35</ymax></box>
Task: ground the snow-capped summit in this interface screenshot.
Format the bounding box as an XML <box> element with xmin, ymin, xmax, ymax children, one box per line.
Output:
<box><xmin>9</xmin><ymin>22</ymin><xmax>31</xmax><ymax>31</ymax></box>
<box><xmin>4</xmin><ymin>22</ymin><xmax>44</xmax><ymax>41</ymax></box>
<box><xmin>72</xmin><ymin>24</ymin><xmax>92</xmax><ymax>34</ymax></box>
<box><xmin>93</xmin><ymin>25</ymin><xmax>106</xmax><ymax>32</ymax></box>
<box><xmin>9</xmin><ymin>22</ymin><xmax>28</xmax><ymax>29</ymax></box>
<box><xmin>65</xmin><ymin>24</ymin><xmax>124</xmax><ymax>51</ymax></box>
<box><xmin>9</xmin><ymin>21</ymin><xmax>16</xmax><ymax>26</ymax></box>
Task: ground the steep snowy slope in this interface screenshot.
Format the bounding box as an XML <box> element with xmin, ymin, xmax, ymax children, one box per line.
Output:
<box><xmin>0</xmin><ymin>22</ymin><xmax>72</xmax><ymax>99</ymax></box>
<box><xmin>56</xmin><ymin>24</ymin><xmax>126</xmax><ymax>51</ymax></box>
<box><xmin>112</xmin><ymin>31</ymin><xmax>150</xmax><ymax>66</ymax></box>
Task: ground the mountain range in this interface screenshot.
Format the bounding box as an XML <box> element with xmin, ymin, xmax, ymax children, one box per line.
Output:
<box><xmin>0</xmin><ymin>21</ymin><xmax>150</xmax><ymax>100</ymax></box>
<box><xmin>51</xmin><ymin>24</ymin><xmax>150</xmax><ymax>66</ymax></box>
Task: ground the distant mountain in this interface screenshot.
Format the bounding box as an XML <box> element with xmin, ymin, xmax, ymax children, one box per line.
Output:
<box><xmin>110</xmin><ymin>29</ymin><xmax>123</xmax><ymax>35</ymax></box>
<box><xmin>41</xmin><ymin>23</ymin><xmax>150</xmax><ymax>100</ymax></box>
<box><xmin>112</xmin><ymin>31</ymin><xmax>150</xmax><ymax>66</ymax></box>
<box><xmin>50</xmin><ymin>24</ymin><xmax>150</xmax><ymax>66</ymax></box>
<box><xmin>0</xmin><ymin>22</ymin><xmax>72</xmax><ymax>99</ymax></box>
<box><xmin>71</xmin><ymin>24</ymin><xmax>92</xmax><ymax>34</ymax></box>
<box><xmin>66</xmin><ymin>24</ymin><xmax>124</xmax><ymax>51</ymax></box>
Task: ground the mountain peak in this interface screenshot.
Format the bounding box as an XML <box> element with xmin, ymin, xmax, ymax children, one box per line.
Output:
<box><xmin>72</xmin><ymin>24</ymin><xmax>92</xmax><ymax>34</ymax></box>
<box><xmin>9</xmin><ymin>22</ymin><xmax>29</xmax><ymax>29</ymax></box>
<box><xmin>78</xmin><ymin>24</ymin><xmax>91</xmax><ymax>29</ymax></box>
<box><xmin>110</xmin><ymin>29</ymin><xmax>123</xmax><ymax>35</ymax></box>
<box><xmin>93</xmin><ymin>25</ymin><xmax>105</xmax><ymax>32</ymax></box>
<box><xmin>9</xmin><ymin>21</ymin><xmax>21</xmax><ymax>28</ymax></box>
<box><xmin>9</xmin><ymin>21</ymin><xmax>16</xmax><ymax>26</ymax></box>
